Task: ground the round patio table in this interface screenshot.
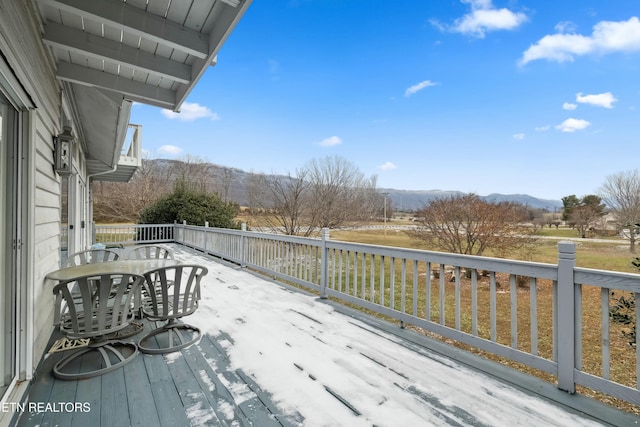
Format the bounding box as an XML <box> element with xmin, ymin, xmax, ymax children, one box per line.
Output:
<box><xmin>46</xmin><ymin>259</ymin><xmax>179</xmax><ymax>281</ymax></box>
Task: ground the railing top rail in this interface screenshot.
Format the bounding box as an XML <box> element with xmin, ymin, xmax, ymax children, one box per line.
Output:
<box><xmin>243</xmin><ymin>230</ymin><xmax>322</xmax><ymax>245</ymax></box>
<box><xmin>575</xmin><ymin>267</ymin><xmax>640</xmax><ymax>292</ymax></box>
<box><xmin>95</xmin><ymin>223</ymin><xmax>175</xmax><ymax>229</ymax></box>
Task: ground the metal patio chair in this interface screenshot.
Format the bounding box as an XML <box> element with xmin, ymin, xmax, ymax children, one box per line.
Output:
<box><xmin>125</xmin><ymin>244</ymin><xmax>176</xmax><ymax>318</ymax></box>
<box><xmin>138</xmin><ymin>264</ymin><xmax>208</xmax><ymax>354</ymax></box>
<box><xmin>124</xmin><ymin>244</ymin><xmax>174</xmax><ymax>260</ymax></box>
<box><xmin>65</xmin><ymin>248</ymin><xmax>120</xmax><ymax>266</ymax></box>
<box><xmin>52</xmin><ymin>272</ymin><xmax>144</xmax><ymax>380</ymax></box>
<box><xmin>58</xmin><ymin>249</ymin><xmax>121</xmax><ymax>320</ymax></box>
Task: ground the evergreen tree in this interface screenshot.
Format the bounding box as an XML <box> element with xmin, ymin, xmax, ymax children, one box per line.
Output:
<box><xmin>138</xmin><ymin>179</ymin><xmax>240</xmax><ymax>229</ymax></box>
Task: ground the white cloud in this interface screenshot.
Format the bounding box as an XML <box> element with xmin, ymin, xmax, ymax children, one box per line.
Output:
<box><xmin>318</xmin><ymin>136</ymin><xmax>342</xmax><ymax>147</ymax></box>
<box><xmin>445</xmin><ymin>0</ymin><xmax>528</xmax><ymax>38</ymax></box>
<box><xmin>555</xmin><ymin>118</ymin><xmax>591</xmax><ymax>133</ymax></box>
<box><xmin>379</xmin><ymin>161</ymin><xmax>397</xmax><ymax>171</ymax></box>
<box><xmin>576</xmin><ymin>92</ymin><xmax>617</xmax><ymax>108</ymax></box>
<box><xmin>535</xmin><ymin>125</ymin><xmax>551</xmax><ymax>132</ymax></box>
<box><xmin>562</xmin><ymin>102</ymin><xmax>577</xmax><ymax>110</ymax></box>
<box><xmin>161</xmin><ymin>102</ymin><xmax>220</xmax><ymax>121</ymax></box>
<box><xmin>157</xmin><ymin>145</ymin><xmax>183</xmax><ymax>155</ymax></box>
<box><xmin>512</xmin><ymin>133</ymin><xmax>525</xmax><ymax>140</ymax></box>
<box><xmin>520</xmin><ymin>17</ymin><xmax>640</xmax><ymax>65</ymax></box>
<box><xmin>554</xmin><ymin>21</ymin><xmax>577</xmax><ymax>34</ymax></box>
<box><xmin>405</xmin><ymin>80</ymin><xmax>438</xmax><ymax>97</ymax></box>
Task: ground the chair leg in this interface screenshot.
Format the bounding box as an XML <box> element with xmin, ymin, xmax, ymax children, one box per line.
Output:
<box><xmin>53</xmin><ymin>340</ymin><xmax>138</xmax><ymax>380</ymax></box>
<box><xmin>106</xmin><ymin>320</ymin><xmax>144</xmax><ymax>340</ymax></box>
<box><xmin>138</xmin><ymin>320</ymin><xmax>201</xmax><ymax>354</ymax></box>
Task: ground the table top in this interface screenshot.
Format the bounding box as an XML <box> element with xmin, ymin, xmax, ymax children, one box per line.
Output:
<box><xmin>46</xmin><ymin>259</ymin><xmax>179</xmax><ymax>282</ymax></box>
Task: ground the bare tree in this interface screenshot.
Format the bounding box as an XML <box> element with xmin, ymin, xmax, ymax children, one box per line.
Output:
<box><xmin>219</xmin><ymin>167</ymin><xmax>234</xmax><ymax>202</ymax></box>
<box><xmin>570</xmin><ymin>205</ymin><xmax>601</xmax><ymax>238</ymax></box>
<box><xmin>93</xmin><ymin>158</ymin><xmax>171</xmax><ymax>223</ymax></box>
<box><xmin>305</xmin><ymin>156</ymin><xmax>377</xmax><ymax>229</ymax></box>
<box><xmin>171</xmin><ymin>154</ymin><xmax>213</xmax><ymax>191</ymax></box>
<box><xmin>247</xmin><ymin>170</ymin><xmax>315</xmax><ymax>236</ymax></box>
<box><xmin>246</xmin><ymin>156</ymin><xmax>379</xmax><ymax>235</ymax></box>
<box><xmin>542</xmin><ymin>212</ymin><xmax>562</xmax><ymax>229</ymax></box>
<box><xmin>411</xmin><ymin>194</ymin><xmax>533</xmax><ymax>256</ymax></box>
<box><xmin>599</xmin><ymin>169</ymin><xmax>640</xmax><ymax>252</ymax></box>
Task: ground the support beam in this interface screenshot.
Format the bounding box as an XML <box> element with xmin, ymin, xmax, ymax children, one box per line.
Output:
<box><xmin>38</xmin><ymin>0</ymin><xmax>209</xmax><ymax>59</ymax></box>
<box><xmin>175</xmin><ymin>0</ymin><xmax>250</xmax><ymax>109</ymax></box>
<box><xmin>43</xmin><ymin>22</ymin><xmax>192</xmax><ymax>84</ymax></box>
<box><xmin>220</xmin><ymin>0</ymin><xmax>241</xmax><ymax>6</ymax></box>
<box><xmin>57</xmin><ymin>61</ymin><xmax>176</xmax><ymax>109</ymax></box>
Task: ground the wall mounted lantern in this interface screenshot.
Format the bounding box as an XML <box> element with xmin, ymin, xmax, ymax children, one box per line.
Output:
<box><xmin>54</xmin><ymin>125</ymin><xmax>75</xmax><ymax>176</ymax></box>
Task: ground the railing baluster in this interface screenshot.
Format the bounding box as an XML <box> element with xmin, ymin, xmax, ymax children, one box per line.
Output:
<box><xmin>530</xmin><ymin>277</ymin><xmax>538</xmax><ymax>355</ymax></box>
<box><xmin>601</xmin><ymin>287</ymin><xmax>610</xmax><ymax>379</ymax></box>
<box><xmin>380</xmin><ymin>255</ymin><xmax>385</xmax><ymax>307</ymax></box>
<box><xmin>455</xmin><ymin>266</ymin><xmax>461</xmax><ymax>330</ymax></box>
<box><xmin>345</xmin><ymin>250</ymin><xmax>350</xmax><ymax>295</ymax></box>
<box><xmin>510</xmin><ymin>274</ymin><xmax>518</xmax><ymax>349</ymax></box>
<box><xmin>360</xmin><ymin>253</ymin><xmax>367</xmax><ymax>301</ymax></box>
<box><xmin>401</xmin><ymin>258</ymin><xmax>406</xmax><ymax>315</ymax></box>
<box><xmin>338</xmin><ymin>249</ymin><xmax>343</xmax><ymax>293</ymax></box>
<box><xmin>370</xmin><ymin>254</ymin><xmax>375</xmax><ymax>303</ymax></box>
<box><xmin>471</xmin><ymin>268</ymin><xmax>477</xmax><ymax>336</ymax></box>
<box><xmin>426</xmin><ymin>261</ymin><xmax>431</xmax><ymax>321</ymax></box>
<box><xmin>439</xmin><ymin>264</ymin><xmax>445</xmax><ymax>326</ymax></box>
<box><xmin>388</xmin><ymin>256</ymin><xmax>393</xmax><ymax>308</ymax></box>
<box><xmin>490</xmin><ymin>271</ymin><xmax>497</xmax><ymax>342</ymax></box>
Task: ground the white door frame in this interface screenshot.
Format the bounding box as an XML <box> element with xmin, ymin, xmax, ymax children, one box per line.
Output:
<box><xmin>0</xmin><ymin>49</ymin><xmax>34</xmax><ymax>404</ymax></box>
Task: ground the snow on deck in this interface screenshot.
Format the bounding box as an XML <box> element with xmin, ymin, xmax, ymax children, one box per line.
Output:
<box><xmin>175</xmin><ymin>244</ymin><xmax>606</xmax><ymax>427</ymax></box>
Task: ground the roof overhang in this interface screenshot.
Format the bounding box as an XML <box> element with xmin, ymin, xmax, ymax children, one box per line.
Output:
<box><xmin>36</xmin><ymin>0</ymin><xmax>251</xmax><ymax>176</ymax></box>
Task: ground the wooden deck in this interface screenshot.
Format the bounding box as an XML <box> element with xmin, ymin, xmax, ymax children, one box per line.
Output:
<box><xmin>9</xmin><ymin>245</ymin><xmax>638</xmax><ymax>426</ymax></box>
<box><xmin>13</xmin><ymin>321</ymin><xmax>293</xmax><ymax>427</ymax></box>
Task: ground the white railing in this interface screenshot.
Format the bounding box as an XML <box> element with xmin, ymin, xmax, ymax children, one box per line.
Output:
<box><xmin>118</xmin><ymin>124</ymin><xmax>142</xmax><ymax>167</ymax></box>
<box><xmin>93</xmin><ymin>222</ymin><xmax>640</xmax><ymax>409</ymax></box>
<box><xmin>93</xmin><ymin>223</ymin><xmax>174</xmax><ymax>246</ymax></box>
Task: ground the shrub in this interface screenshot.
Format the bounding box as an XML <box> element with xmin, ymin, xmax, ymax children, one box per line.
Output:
<box><xmin>138</xmin><ymin>180</ymin><xmax>240</xmax><ymax>229</ymax></box>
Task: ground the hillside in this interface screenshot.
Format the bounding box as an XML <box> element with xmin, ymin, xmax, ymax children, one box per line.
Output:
<box><xmin>378</xmin><ymin>189</ymin><xmax>562</xmax><ymax>212</ymax></box>
<box><xmin>147</xmin><ymin>159</ymin><xmax>563</xmax><ymax>211</ymax></box>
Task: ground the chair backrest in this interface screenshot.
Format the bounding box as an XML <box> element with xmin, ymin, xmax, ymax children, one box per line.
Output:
<box><xmin>53</xmin><ymin>273</ymin><xmax>144</xmax><ymax>339</ymax></box>
<box><xmin>141</xmin><ymin>265</ymin><xmax>207</xmax><ymax>320</ymax></box>
<box><xmin>125</xmin><ymin>245</ymin><xmax>174</xmax><ymax>260</ymax></box>
<box><xmin>65</xmin><ymin>249</ymin><xmax>120</xmax><ymax>267</ymax></box>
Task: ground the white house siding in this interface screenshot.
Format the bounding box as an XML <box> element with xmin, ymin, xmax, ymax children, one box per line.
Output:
<box><xmin>32</xmin><ymin>114</ymin><xmax>60</xmax><ymax>361</ymax></box>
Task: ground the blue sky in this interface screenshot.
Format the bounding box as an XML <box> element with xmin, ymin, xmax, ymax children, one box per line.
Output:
<box><xmin>130</xmin><ymin>0</ymin><xmax>640</xmax><ymax>201</ymax></box>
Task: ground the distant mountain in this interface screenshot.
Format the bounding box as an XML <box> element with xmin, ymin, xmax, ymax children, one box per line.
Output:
<box><xmin>146</xmin><ymin>159</ymin><xmax>563</xmax><ymax>212</ymax></box>
<box><xmin>381</xmin><ymin>189</ymin><xmax>562</xmax><ymax>212</ymax></box>
<box><xmin>482</xmin><ymin>193</ymin><xmax>563</xmax><ymax>211</ymax></box>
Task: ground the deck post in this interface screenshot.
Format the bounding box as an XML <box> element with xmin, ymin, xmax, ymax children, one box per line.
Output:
<box><xmin>204</xmin><ymin>221</ymin><xmax>209</xmax><ymax>253</ymax></box>
<box><xmin>173</xmin><ymin>220</ymin><xmax>178</xmax><ymax>243</ymax></box>
<box><xmin>240</xmin><ymin>223</ymin><xmax>247</xmax><ymax>268</ymax></box>
<box><xmin>556</xmin><ymin>241</ymin><xmax>576</xmax><ymax>393</ymax></box>
<box><xmin>320</xmin><ymin>228</ymin><xmax>329</xmax><ymax>299</ymax></box>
